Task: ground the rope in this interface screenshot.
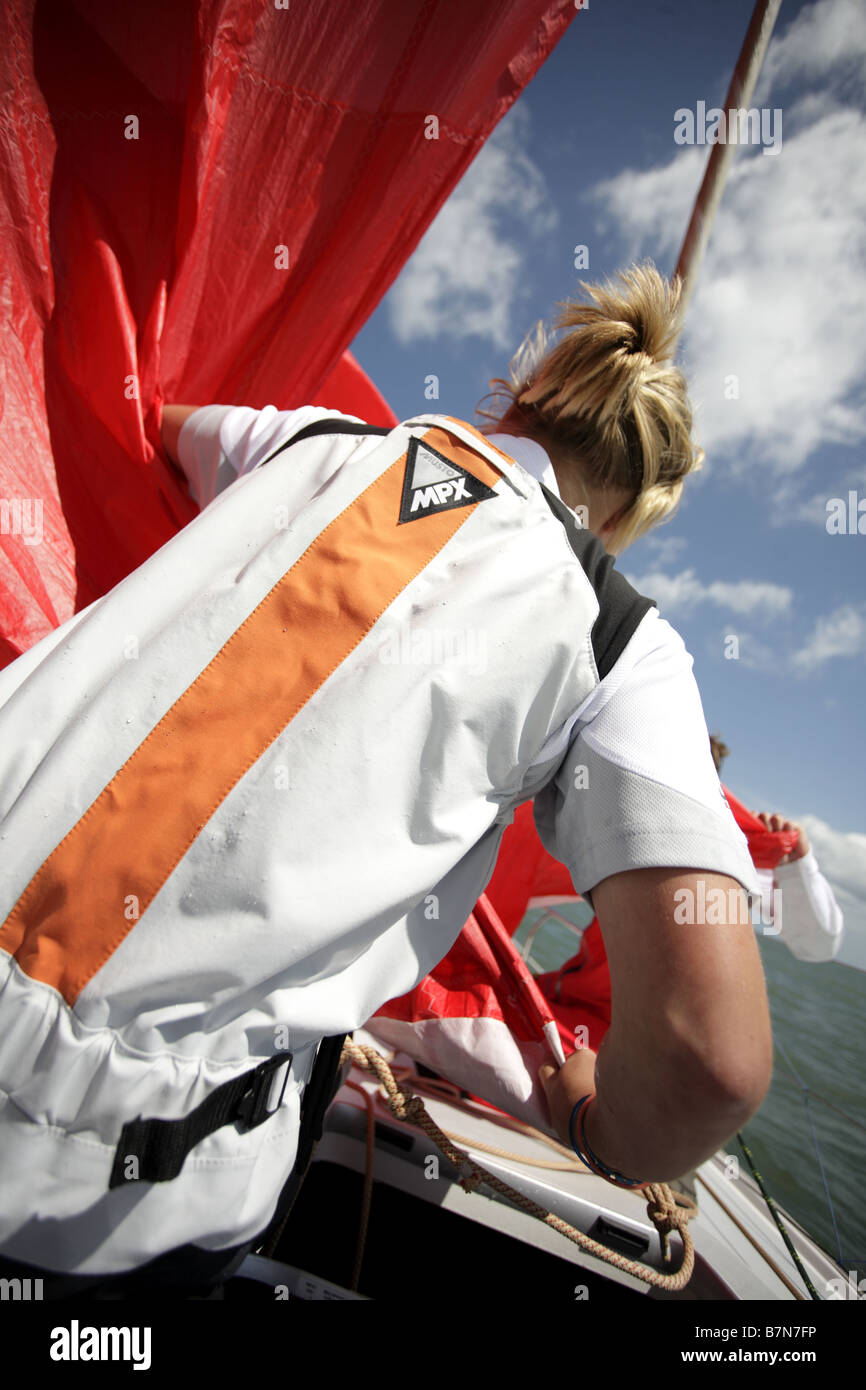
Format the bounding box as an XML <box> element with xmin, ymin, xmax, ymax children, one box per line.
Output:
<box><xmin>434</xmin><ymin>1129</ymin><xmax>595</xmax><ymax>1172</ymax></box>
<box><xmin>390</xmin><ymin>1065</ymin><xmax>595</xmax><ymax>1170</ymax></box>
<box><xmin>341</xmin><ymin>1038</ymin><xmax>697</xmax><ymax>1292</ymax></box>
<box><xmin>736</xmin><ymin>1132</ymin><xmax>821</xmax><ymax>1300</ymax></box>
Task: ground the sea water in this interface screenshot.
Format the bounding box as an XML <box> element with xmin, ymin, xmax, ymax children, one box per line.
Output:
<box><xmin>514</xmin><ymin>905</ymin><xmax>866</xmax><ymax>1272</ymax></box>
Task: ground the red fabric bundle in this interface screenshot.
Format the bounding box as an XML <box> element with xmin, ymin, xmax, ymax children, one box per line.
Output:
<box><xmin>0</xmin><ymin>0</ymin><xmax>574</xmax><ymax>664</ymax></box>
<box><xmin>376</xmin><ymin>786</ymin><xmax>798</xmax><ymax>1098</ymax></box>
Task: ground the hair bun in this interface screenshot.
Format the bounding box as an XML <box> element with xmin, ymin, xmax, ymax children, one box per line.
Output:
<box><xmin>555</xmin><ymin>263</ymin><xmax>682</xmax><ymax>369</ymax></box>
<box><xmin>476</xmin><ymin>261</ymin><xmax>702</xmax><ymax>554</ymax></box>
<box><xmin>618</xmin><ymin>325</ymin><xmax>645</xmax><ymax>356</ymax></box>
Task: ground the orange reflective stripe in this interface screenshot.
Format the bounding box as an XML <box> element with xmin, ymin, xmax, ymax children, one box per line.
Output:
<box><xmin>1</xmin><ymin>427</ymin><xmax>504</xmax><ymax>1004</ymax></box>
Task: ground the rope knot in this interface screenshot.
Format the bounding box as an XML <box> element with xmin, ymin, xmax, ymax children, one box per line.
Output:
<box><xmin>458</xmin><ymin>1161</ymin><xmax>484</xmax><ymax>1193</ymax></box>
<box><xmin>397</xmin><ymin>1094</ymin><xmax>427</xmax><ymax>1126</ymax></box>
<box><xmin>644</xmin><ymin>1182</ymin><xmax>694</xmax><ymax>1262</ymax></box>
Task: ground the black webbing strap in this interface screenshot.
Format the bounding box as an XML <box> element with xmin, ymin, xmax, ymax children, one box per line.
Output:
<box><xmin>539</xmin><ymin>482</ymin><xmax>656</xmax><ymax>679</ymax></box>
<box><xmin>260</xmin><ymin>419</ymin><xmax>392</xmax><ymax>468</ymax></box>
<box><xmin>292</xmin><ymin>1034</ymin><xmax>347</xmax><ymax>1177</ymax></box>
<box><xmin>108</xmin><ymin>1052</ymin><xmax>291</xmax><ymax>1188</ymax></box>
<box><xmin>257</xmin><ymin>1034</ymin><xmax>348</xmax><ymax>1257</ymax></box>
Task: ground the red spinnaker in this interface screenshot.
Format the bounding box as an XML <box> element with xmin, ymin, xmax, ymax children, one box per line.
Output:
<box><xmin>0</xmin><ymin>0</ymin><xmax>575</xmax><ymax>663</ymax></box>
<box><xmin>373</xmin><ymin>793</ymin><xmax>795</xmax><ymax>1129</ymax></box>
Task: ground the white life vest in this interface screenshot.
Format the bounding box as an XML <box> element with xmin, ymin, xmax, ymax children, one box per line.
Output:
<box><xmin>0</xmin><ymin>413</ymin><xmax>657</xmax><ymax>1274</ymax></box>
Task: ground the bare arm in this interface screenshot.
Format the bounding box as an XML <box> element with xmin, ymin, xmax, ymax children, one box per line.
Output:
<box><xmin>541</xmin><ymin>866</ymin><xmax>773</xmax><ymax>1182</ymax></box>
<box><xmin>160</xmin><ymin>404</ymin><xmax>202</xmax><ymax>467</ymax></box>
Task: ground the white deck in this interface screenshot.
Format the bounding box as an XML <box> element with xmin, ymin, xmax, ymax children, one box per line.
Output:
<box><xmin>291</xmin><ymin>1030</ymin><xmax>856</xmax><ymax>1302</ymax></box>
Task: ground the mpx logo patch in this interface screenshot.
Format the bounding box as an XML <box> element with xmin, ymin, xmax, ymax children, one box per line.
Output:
<box><xmin>398</xmin><ymin>437</ymin><xmax>497</xmax><ymax>525</ymax></box>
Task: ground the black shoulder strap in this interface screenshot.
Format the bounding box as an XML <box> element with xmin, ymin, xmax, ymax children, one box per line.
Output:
<box><xmin>540</xmin><ymin>483</ymin><xmax>656</xmax><ymax>680</ymax></box>
<box><xmin>256</xmin><ymin>1034</ymin><xmax>348</xmax><ymax>1258</ymax></box>
<box><xmin>261</xmin><ymin>419</ymin><xmax>392</xmax><ymax>467</ymax></box>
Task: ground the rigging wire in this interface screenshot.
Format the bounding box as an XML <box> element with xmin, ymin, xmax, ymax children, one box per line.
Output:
<box><xmin>772</xmin><ymin>1049</ymin><xmax>866</xmax><ymax>1137</ymax></box>
<box><xmin>772</xmin><ymin>1037</ymin><xmax>847</xmax><ymax>1266</ymax></box>
<box><xmin>735</xmin><ymin>1131</ymin><xmax>822</xmax><ymax>1300</ymax></box>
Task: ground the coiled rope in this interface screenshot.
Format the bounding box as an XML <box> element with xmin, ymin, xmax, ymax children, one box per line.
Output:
<box><xmin>340</xmin><ymin>1037</ymin><xmax>696</xmax><ymax>1292</ymax></box>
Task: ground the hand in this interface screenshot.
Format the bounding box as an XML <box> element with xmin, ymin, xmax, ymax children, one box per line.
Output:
<box><xmin>757</xmin><ymin>812</ymin><xmax>808</xmax><ymax>863</ymax></box>
<box><xmin>538</xmin><ymin>1046</ymin><xmax>598</xmax><ymax>1149</ymax></box>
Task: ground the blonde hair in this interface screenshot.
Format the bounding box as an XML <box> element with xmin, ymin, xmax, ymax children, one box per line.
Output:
<box><xmin>709</xmin><ymin>734</ymin><xmax>729</xmax><ymax>775</ymax></box>
<box><xmin>478</xmin><ymin>263</ymin><xmax>704</xmax><ymax>554</ymax></box>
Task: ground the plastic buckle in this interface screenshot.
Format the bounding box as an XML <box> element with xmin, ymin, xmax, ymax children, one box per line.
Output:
<box><xmin>236</xmin><ymin>1053</ymin><xmax>292</xmax><ymax>1130</ymax></box>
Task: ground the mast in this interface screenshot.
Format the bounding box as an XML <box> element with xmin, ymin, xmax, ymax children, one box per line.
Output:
<box><xmin>674</xmin><ymin>0</ymin><xmax>784</xmax><ymax>323</ymax></box>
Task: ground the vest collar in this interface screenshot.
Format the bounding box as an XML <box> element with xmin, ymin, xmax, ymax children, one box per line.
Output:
<box><xmin>487</xmin><ymin>433</ymin><xmax>560</xmax><ymax>500</ymax></box>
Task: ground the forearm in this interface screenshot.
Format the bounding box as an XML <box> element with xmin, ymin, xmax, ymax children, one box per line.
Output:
<box><xmin>161</xmin><ymin>403</ymin><xmax>239</xmax><ymax>507</ymax></box>
<box><xmin>585</xmin><ymin>1022</ymin><xmax>764</xmax><ymax>1183</ymax></box>
<box><xmin>161</xmin><ymin>404</ymin><xmax>202</xmax><ymax>467</ymax></box>
<box><xmin>572</xmin><ymin>867</ymin><xmax>772</xmax><ymax>1183</ymax></box>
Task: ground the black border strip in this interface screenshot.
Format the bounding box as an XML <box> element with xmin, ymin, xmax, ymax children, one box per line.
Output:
<box><xmin>540</xmin><ymin>483</ymin><xmax>656</xmax><ymax>680</ymax></box>
<box><xmin>260</xmin><ymin>419</ymin><xmax>392</xmax><ymax>467</ymax></box>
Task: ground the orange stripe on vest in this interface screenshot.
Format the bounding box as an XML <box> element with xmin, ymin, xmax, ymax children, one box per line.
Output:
<box><xmin>0</xmin><ymin>427</ymin><xmax>503</xmax><ymax>1004</ymax></box>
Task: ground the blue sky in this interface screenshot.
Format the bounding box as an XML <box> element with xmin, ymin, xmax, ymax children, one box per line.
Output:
<box><xmin>351</xmin><ymin>0</ymin><xmax>866</xmax><ymax>965</ymax></box>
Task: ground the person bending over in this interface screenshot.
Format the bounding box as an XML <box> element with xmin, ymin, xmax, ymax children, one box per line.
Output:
<box><xmin>0</xmin><ymin>264</ymin><xmax>771</xmax><ymax>1293</ymax></box>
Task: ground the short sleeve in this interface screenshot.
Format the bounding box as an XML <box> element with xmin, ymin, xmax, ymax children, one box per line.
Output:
<box><xmin>177</xmin><ymin>404</ymin><xmax>366</xmax><ymax>508</ymax></box>
<box><xmin>533</xmin><ymin>608</ymin><xmax>761</xmax><ymax>907</ymax></box>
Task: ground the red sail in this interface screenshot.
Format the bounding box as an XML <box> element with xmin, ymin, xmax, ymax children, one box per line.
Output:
<box><xmin>0</xmin><ymin>0</ymin><xmax>574</xmax><ymax>664</ymax></box>
<box><xmin>374</xmin><ymin>791</ymin><xmax>796</xmax><ymax>1125</ymax></box>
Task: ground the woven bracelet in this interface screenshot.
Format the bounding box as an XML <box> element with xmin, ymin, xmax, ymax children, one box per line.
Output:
<box><xmin>569</xmin><ymin>1092</ymin><xmax>645</xmax><ymax>1190</ymax></box>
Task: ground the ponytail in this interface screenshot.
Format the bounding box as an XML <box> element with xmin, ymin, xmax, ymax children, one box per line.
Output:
<box><xmin>478</xmin><ymin>263</ymin><xmax>704</xmax><ymax>554</ymax></box>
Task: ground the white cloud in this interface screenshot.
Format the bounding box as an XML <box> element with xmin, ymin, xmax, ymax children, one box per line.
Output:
<box><xmin>591</xmin><ymin>149</ymin><xmax>699</xmax><ymax>269</ymax></box>
<box><xmin>785</xmin><ymin>488</ymin><xmax>844</xmax><ymax>527</ymax></box>
<box><xmin>625</xmin><ymin>566</ymin><xmax>792</xmax><ymax>619</ymax></box>
<box><xmin>628</xmin><ymin>571</ymin><xmax>865</xmax><ymax>674</ymax></box>
<box><xmin>386</xmin><ymin>104</ymin><xmax>557</xmax><ymax>349</ymax></box>
<box><xmin>717</xmin><ymin>631</ymin><xmax>783</xmax><ymax>672</ymax></box>
<box><xmin>790</xmin><ymin>604</ymin><xmax>866</xmax><ymax>672</ymax></box>
<box><xmin>639</xmin><ymin>531</ymin><xmax>689</xmax><ymax>569</ymax></box>
<box><xmin>684</xmin><ymin>110</ymin><xmax>866</xmax><ymax>472</ymax></box>
<box><xmin>778</xmin><ymin>471</ymin><xmax>866</xmax><ymax>528</ymax></box>
<box><xmin>756</xmin><ymin>0</ymin><xmax>866</xmax><ymax>101</ymax></box>
<box><xmin>588</xmin><ymin>0</ymin><xmax>866</xmax><ymax>478</ymax></box>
